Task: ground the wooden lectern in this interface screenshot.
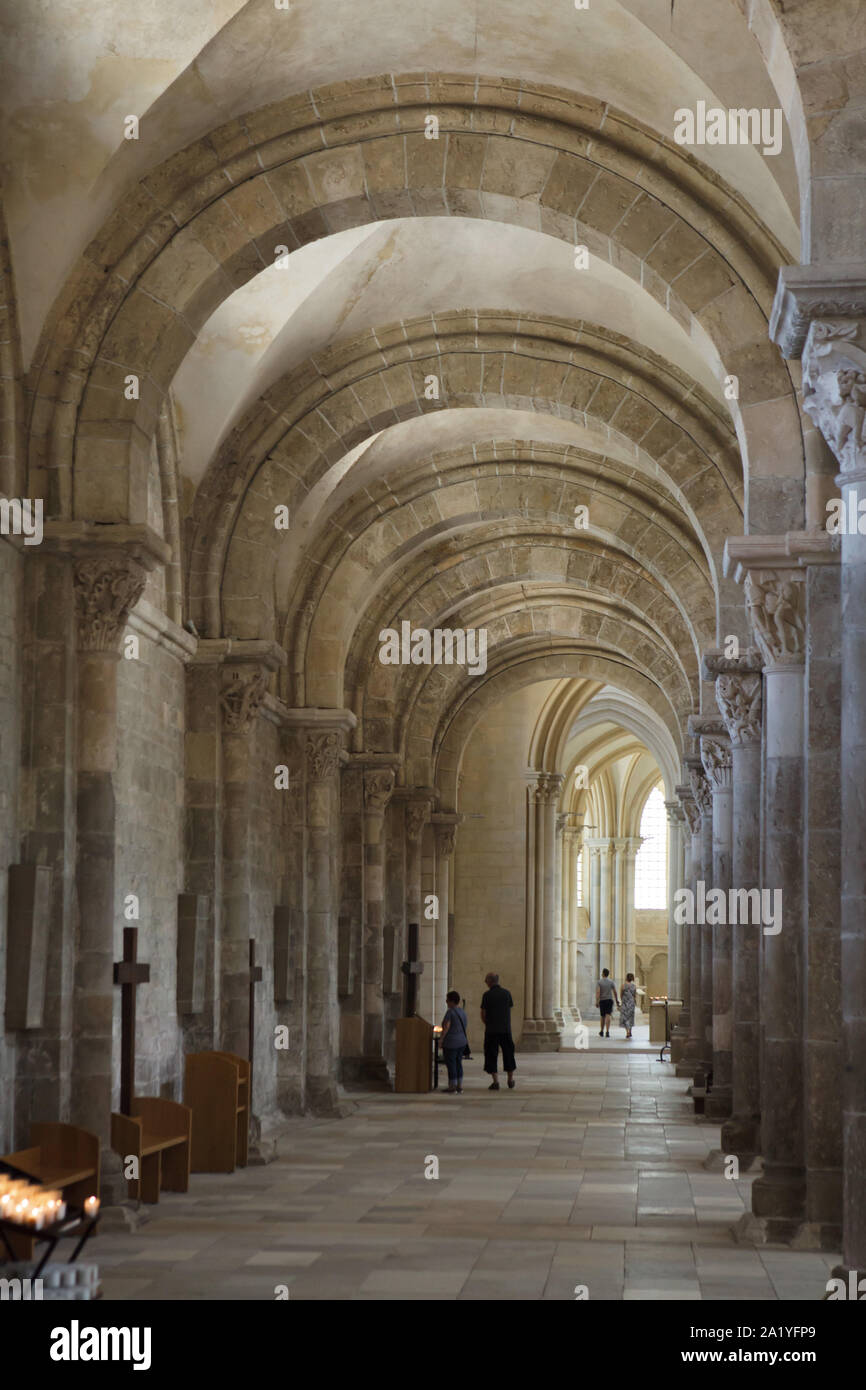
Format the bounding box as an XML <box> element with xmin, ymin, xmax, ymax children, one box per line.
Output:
<box><xmin>395</xmin><ymin>1015</ymin><xmax>433</xmax><ymax>1092</ymax></box>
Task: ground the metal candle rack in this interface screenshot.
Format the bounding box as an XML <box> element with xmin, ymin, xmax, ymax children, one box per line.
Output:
<box><xmin>0</xmin><ymin>1159</ymin><xmax>101</xmax><ymax>1278</ymax></box>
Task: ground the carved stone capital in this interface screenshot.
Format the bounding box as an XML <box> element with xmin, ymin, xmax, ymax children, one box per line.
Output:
<box><xmin>433</xmin><ymin>822</ymin><xmax>458</xmax><ymax>857</ymax></box>
<box><xmin>73</xmin><ymin>550</ymin><xmax>148</xmax><ymax>653</ymax></box>
<box><xmin>405</xmin><ymin>799</ymin><xmax>431</xmax><ymax>842</ymax></box>
<box><xmin>305</xmin><ymin>729</ymin><xmax>344</xmax><ymax>781</ymax></box>
<box><xmin>363</xmin><ymin>768</ymin><xmax>395</xmax><ymax>814</ymax></box>
<box><xmin>701</xmin><ymin>738</ymin><xmax>733</xmax><ymax>790</ymax></box>
<box><xmin>220</xmin><ymin>663</ymin><xmax>270</xmax><ymax>734</ymax></box>
<box><xmin>801</xmin><ymin>318</ymin><xmax>866</xmax><ymax>474</ymax></box>
<box><xmin>744</xmin><ymin>570</ymin><xmax>806</xmax><ymax>668</ymax></box>
<box><xmin>716</xmin><ymin>670</ymin><xmax>762</xmax><ymax>747</ymax></box>
<box><xmin>686</xmin><ymin>761</ymin><xmax>713</xmax><ymax>818</ymax></box>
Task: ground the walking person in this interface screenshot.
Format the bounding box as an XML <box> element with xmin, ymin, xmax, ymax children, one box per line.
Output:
<box><xmin>440</xmin><ymin>990</ymin><xmax>469</xmax><ymax>1093</ymax></box>
<box><xmin>480</xmin><ymin>971</ymin><xmax>516</xmax><ymax>1090</ymax></box>
<box><xmin>619</xmin><ymin>972</ymin><xmax>637</xmax><ymax>1039</ymax></box>
<box><xmin>596</xmin><ymin>968</ymin><xmax>619</xmax><ymax>1038</ymax></box>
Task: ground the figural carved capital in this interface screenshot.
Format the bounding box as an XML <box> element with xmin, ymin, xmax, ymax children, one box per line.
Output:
<box><xmin>716</xmin><ymin>670</ymin><xmax>762</xmax><ymax>747</ymax></box>
<box><xmin>73</xmin><ymin>551</ymin><xmax>148</xmax><ymax>653</ymax></box>
<box><xmin>681</xmin><ymin>798</ymin><xmax>701</xmax><ymax>836</ymax></box>
<box><xmin>744</xmin><ymin>570</ymin><xmax>806</xmax><ymax>668</ymax></box>
<box><xmin>687</xmin><ymin>763</ymin><xmax>713</xmax><ymax>818</ymax></box>
<box><xmin>305</xmin><ymin>730</ymin><xmax>343</xmax><ymax>781</ymax></box>
<box><xmin>701</xmin><ymin>738</ymin><xmax>733</xmax><ymax>790</ymax></box>
<box><xmin>802</xmin><ymin>319</ymin><xmax>866</xmax><ymax>474</ymax></box>
<box><xmin>433</xmin><ymin>822</ymin><xmax>457</xmax><ymax>857</ymax></box>
<box><xmin>405</xmin><ymin>799</ymin><xmax>431</xmax><ymax>842</ymax></box>
<box><xmin>220</xmin><ymin>664</ymin><xmax>270</xmax><ymax>734</ymax></box>
<box><xmin>363</xmin><ymin>769</ymin><xmax>395</xmax><ymax>815</ymax></box>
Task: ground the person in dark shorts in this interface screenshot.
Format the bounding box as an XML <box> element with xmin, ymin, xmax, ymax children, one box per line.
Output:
<box><xmin>439</xmin><ymin>990</ymin><xmax>469</xmax><ymax>1093</ymax></box>
<box><xmin>480</xmin><ymin>971</ymin><xmax>516</xmax><ymax>1090</ymax></box>
<box><xmin>596</xmin><ymin>968</ymin><xmax>619</xmax><ymax>1037</ymax></box>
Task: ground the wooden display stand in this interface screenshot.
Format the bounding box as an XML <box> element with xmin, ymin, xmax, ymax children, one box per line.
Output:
<box><xmin>111</xmin><ymin>1097</ymin><xmax>192</xmax><ymax>1204</ymax></box>
<box><xmin>395</xmin><ymin>1016</ymin><xmax>433</xmax><ymax>1093</ymax></box>
<box><xmin>184</xmin><ymin>1051</ymin><xmax>250</xmax><ymax>1172</ymax></box>
<box><xmin>0</xmin><ymin>1123</ymin><xmax>100</xmax><ymax>1262</ymax></box>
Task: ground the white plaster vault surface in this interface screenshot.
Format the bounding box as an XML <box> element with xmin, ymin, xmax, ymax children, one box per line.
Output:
<box><xmin>92</xmin><ymin>1051</ymin><xmax>839</xmax><ymax>1302</ymax></box>
<box><xmin>174</xmin><ymin>218</ymin><xmax>727</xmax><ymax>489</ymax></box>
<box><xmin>2</xmin><ymin>0</ymin><xmax>799</xmax><ymax>363</ymax></box>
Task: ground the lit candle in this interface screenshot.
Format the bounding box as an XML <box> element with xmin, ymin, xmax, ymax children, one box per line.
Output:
<box><xmin>84</xmin><ymin>1196</ymin><xmax>100</xmax><ymax>1218</ymax></box>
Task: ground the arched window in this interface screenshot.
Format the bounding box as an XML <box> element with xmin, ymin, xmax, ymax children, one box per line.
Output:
<box><xmin>634</xmin><ymin>786</ymin><xmax>667</xmax><ymax>908</ymax></box>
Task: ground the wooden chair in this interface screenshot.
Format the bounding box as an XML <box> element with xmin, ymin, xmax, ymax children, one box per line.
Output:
<box><xmin>185</xmin><ymin>1052</ymin><xmax>250</xmax><ymax>1172</ymax></box>
<box><xmin>111</xmin><ymin>1098</ymin><xmax>192</xmax><ymax>1204</ymax></box>
<box><xmin>1</xmin><ymin>1122</ymin><xmax>100</xmax><ymax>1261</ymax></box>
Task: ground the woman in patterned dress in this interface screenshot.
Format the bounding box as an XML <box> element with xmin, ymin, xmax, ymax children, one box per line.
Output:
<box><xmin>619</xmin><ymin>973</ymin><xmax>637</xmax><ymax>1039</ymax></box>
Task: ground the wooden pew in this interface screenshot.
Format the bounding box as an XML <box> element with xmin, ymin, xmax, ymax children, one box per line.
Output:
<box><xmin>185</xmin><ymin>1052</ymin><xmax>250</xmax><ymax>1172</ymax></box>
<box><xmin>1</xmin><ymin>1122</ymin><xmax>100</xmax><ymax>1261</ymax></box>
<box><xmin>111</xmin><ymin>1098</ymin><xmax>192</xmax><ymax>1204</ymax></box>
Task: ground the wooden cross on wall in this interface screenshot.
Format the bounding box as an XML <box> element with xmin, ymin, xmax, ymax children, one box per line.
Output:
<box><xmin>113</xmin><ymin>926</ymin><xmax>150</xmax><ymax>1116</ymax></box>
<box><xmin>400</xmin><ymin>922</ymin><xmax>424</xmax><ymax>1018</ymax></box>
<box><xmin>248</xmin><ymin>937</ymin><xmax>263</xmax><ymax>1087</ymax></box>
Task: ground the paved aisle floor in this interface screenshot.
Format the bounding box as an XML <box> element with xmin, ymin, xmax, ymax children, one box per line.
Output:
<box><xmin>97</xmin><ymin>1040</ymin><xmax>839</xmax><ymax>1300</ymax></box>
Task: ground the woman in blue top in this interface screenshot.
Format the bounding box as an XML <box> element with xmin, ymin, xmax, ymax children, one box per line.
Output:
<box><xmin>440</xmin><ymin>990</ymin><xmax>469</xmax><ymax>1094</ymax></box>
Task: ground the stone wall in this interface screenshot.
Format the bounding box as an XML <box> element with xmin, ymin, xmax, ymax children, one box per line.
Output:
<box><xmin>453</xmin><ymin>682</ymin><xmax>556</xmax><ymax>1035</ymax></box>
<box><xmin>635</xmin><ymin>908</ymin><xmax>668</xmax><ymax>999</ymax></box>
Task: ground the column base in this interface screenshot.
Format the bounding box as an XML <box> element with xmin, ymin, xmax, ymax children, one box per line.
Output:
<box><xmin>720</xmin><ymin>1111</ymin><xmax>760</xmax><ymax>1161</ymax></box>
<box><xmin>99</xmin><ymin>1150</ymin><xmax>128</xmax><ymax>1207</ymax></box>
<box><xmin>748</xmin><ymin>1161</ymin><xmax>806</xmax><ymax>1239</ymax></box>
<box><xmin>306</xmin><ymin>1075</ymin><xmax>353</xmax><ymax>1117</ymax></box>
<box><xmin>789</xmin><ymin>1221</ymin><xmax>843</xmax><ymax>1253</ymax></box>
<box><xmin>520</xmin><ymin>1019</ymin><xmax>562</xmax><ymax>1052</ymax></box>
<box><xmin>705</xmin><ymin>1083</ymin><xmax>733</xmax><ymax>1120</ymax></box>
<box><xmin>358</xmin><ymin>1055</ymin><xmax>393</xmax><ymax>1090</ymax></box>
<box><xmin>732</xmin><ymin>1211</ymin><xmax>802</xmax><ymax>1246</ymax></box>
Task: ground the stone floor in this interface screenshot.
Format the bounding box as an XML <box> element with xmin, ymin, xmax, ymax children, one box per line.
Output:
<box><xmin>95</xmin><ymin>1031</ymin><xmax>840</xmax><ymax>1300</ymax></box>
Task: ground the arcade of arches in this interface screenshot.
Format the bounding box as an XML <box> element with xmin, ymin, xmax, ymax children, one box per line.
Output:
<box><xmin>0</xmin><ymin>1</ymin><xmax>864</xmax><ymax>1297</ymax></box>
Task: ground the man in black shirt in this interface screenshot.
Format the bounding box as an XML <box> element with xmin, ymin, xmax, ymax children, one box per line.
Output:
<box><xmin>480</xmin><ymin>971</ymin><xmax>516</xmax><ymax>1090</ymax></box>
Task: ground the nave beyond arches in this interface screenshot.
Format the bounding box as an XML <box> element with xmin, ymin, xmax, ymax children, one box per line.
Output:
<box><xmin>1</xmin><ymin>0</ymin><xmax>865</xmax><ymax>1302</ymax></box>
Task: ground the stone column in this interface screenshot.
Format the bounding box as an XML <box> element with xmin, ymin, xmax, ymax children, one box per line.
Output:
<box><xmin>674</xmin><ymin>785</ymin><xmax>703</xmax><ymax>1076</ymax></box>
<box><xmin>72</xmin><ymin>548</ymin><xmax>149</xmax><ymax>1171</ymax></box>
<box><xmin>665</xmin><ymin>801</ymin><xmax>685</xmax><ymax>999</ymax></box>
<box><xmin>701</xmin><ymin>732</ymin><xmax>734</xmax><ymax>1121</ymax></box>
<box><xmin>770</xmin><ymin>282</ymin><xmax>865</xmax><ymax>1276</ymax></box>
<box><xmin>802</xmin><ymin>318</ymin><xmax>861</xmax><ymax>1270</ymax></box>
<box><xmin>621</xmin><ymin>837</ymin><xmax>640</xmax><ymax>984</ymax></box>
<box><xmin>400</xmin><ymin>790</ymin><xmax>434</xmax><ymax>1017</ymax></box>
<box><xmin>567</xmin><ymin>829</ymin><xmax>582</xmax><ymax>1008</ymax></box>
<box><xmin>218</xmin><ymin>655</ymin><xmax>277</xmax><ymax>1065</ymax></box>
<box><xmin>588</xmin><ymin>841</ymin><xmax>601</xmax><ymax>989</ymax></box>
<box><xmin>431</xmin><ymin>814</ymin><xmax>460</xmax><ymax>1012</ymax></box>
<box><xmin>709</xmin><ymin>653</ymin><xmax>764</xmax><ymax>1160</ymax></box>
<box><xmin>687</xmin><ymin>758</ymin><xmax>714</xmax><ymax>1073</ymax></box>
<box><xmin>727</xmin><ymin>547</ymin><xmax>807</xmax><ymax>1238</ymax></box>
<box><xmin>361</xmin><ymin>763</ymin><xmax>396</xmax><ymax>1086</ymax></box>
<box><xmin>522</xmin><ymin>774</ymin><xmax>562</xmax><ymax>1049</ymax></box>
<box><xmin>296</xmin><ymin>712</ymin><xmax>356</xmax><ymax>1112</ymax></box>
<box><xmin>598</xmin><ymin>840</ymin><xmax>614</xmax><ymax>978</ymax></box>
<box><xmin>554</xmin><ymin>812</ymin><xmax>567</xmax><ymax>1013</ymax></box>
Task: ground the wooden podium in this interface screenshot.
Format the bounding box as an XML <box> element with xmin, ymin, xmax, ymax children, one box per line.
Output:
<box><xmin>395</xmin><ymin>1016</ymin><xmax>433</xmax><ymax>1092</ymax></box>
<box><xmin>184</xmin><ymin>1051</ymin><xmax>250</xmax><ymax>1172</ymax></box>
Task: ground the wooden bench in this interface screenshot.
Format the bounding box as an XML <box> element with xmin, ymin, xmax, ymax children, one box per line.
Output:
<box><xmin>1</xmin><ymin>1122</ymin><xmax>100</xmax><ymax>1261</ymax></box>
<box><xmin>185</xmin><ymin>1051</ymin><xmax>250</xmax><ymax>1173</ymax></box>
<box><xmin>111</xmin><ymin>1098</ymin><xmax>192</xmax><ymax>1204</ymax></box>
